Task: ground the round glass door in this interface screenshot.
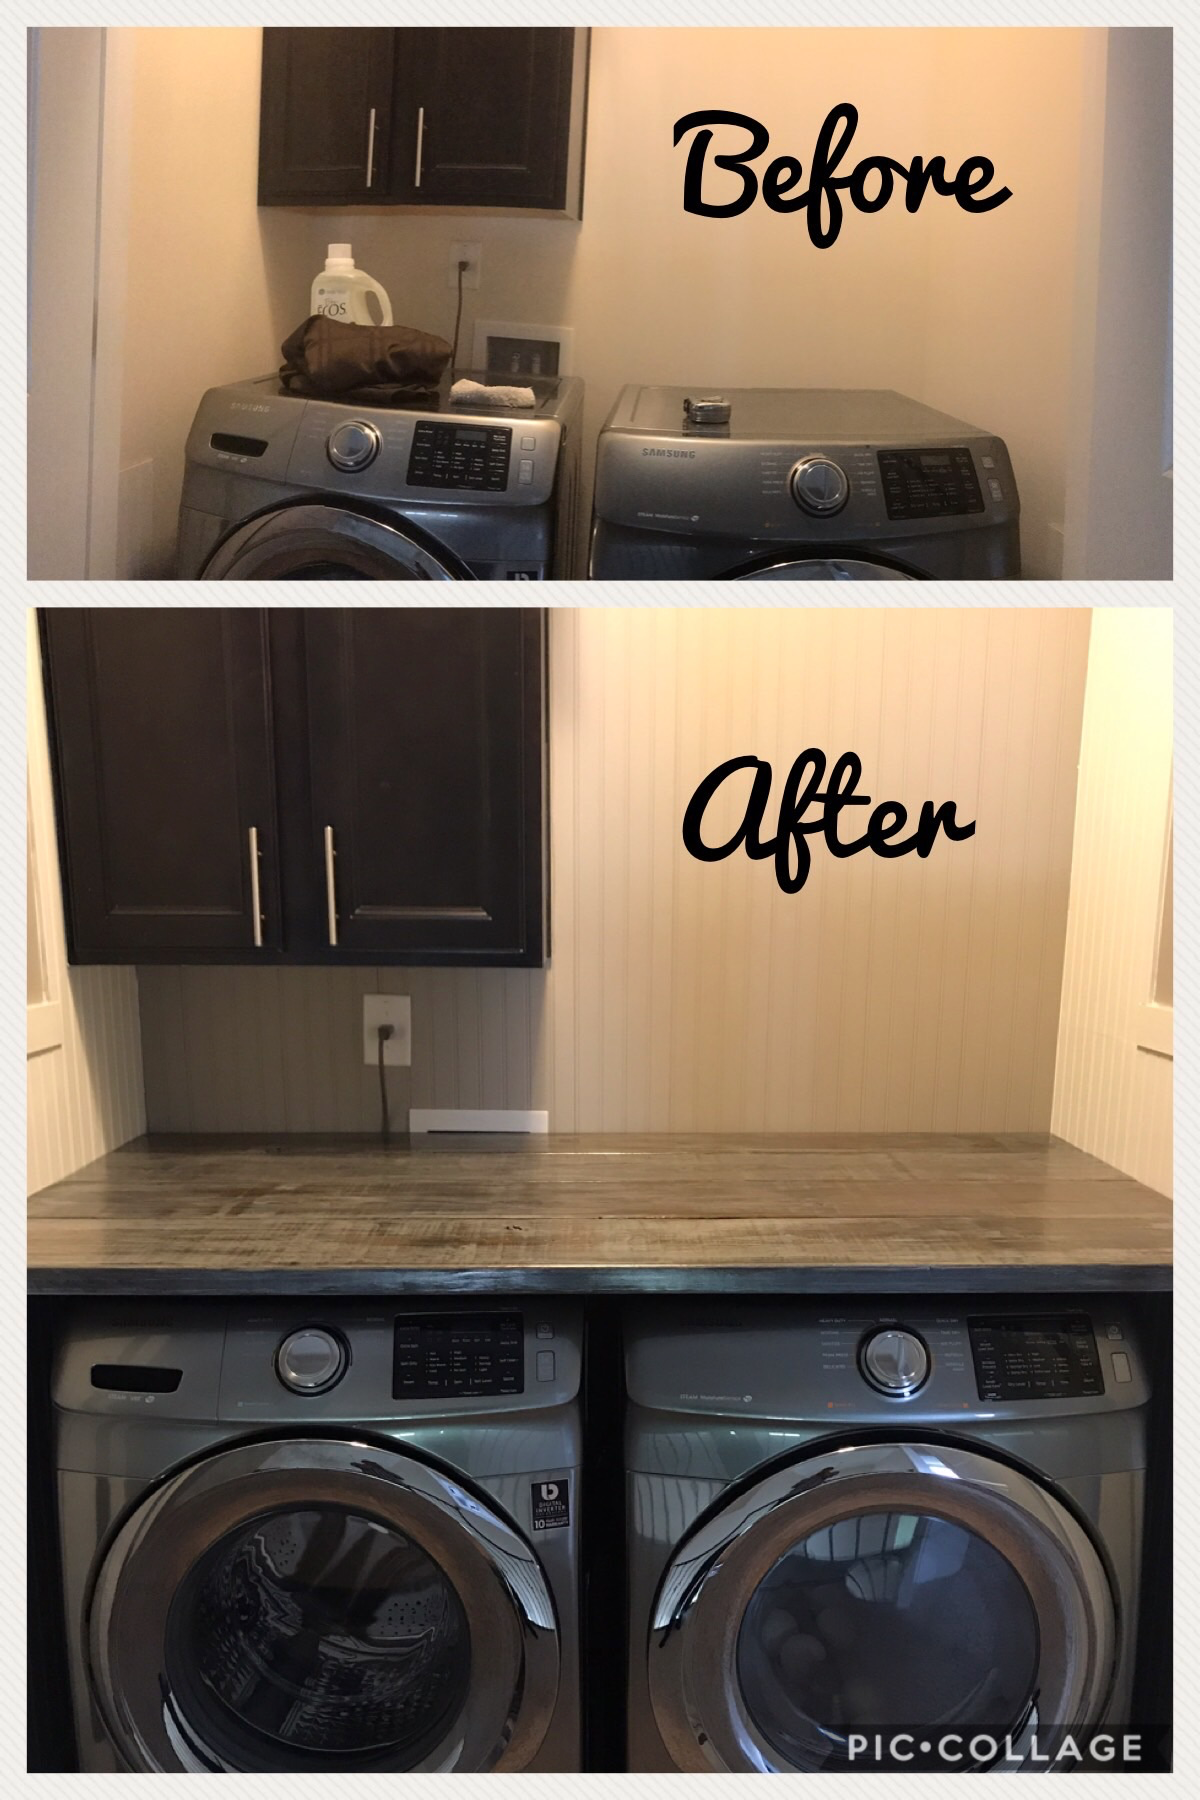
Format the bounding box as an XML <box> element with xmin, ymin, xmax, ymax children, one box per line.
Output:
<box><xmin>735</xmin><ymin>1511</ymin><xmax>1040</xmax><ymax>1769</ymax></box>
<box><xmin>88</xmin><ymin>1438</ymin><xmax>558</xmax><ymax>1772</ymax></box>
<box><xmin>649</xmin><ymin>1441</ymin><xmax>1116</xmax><ymax>1773</ymax></box>
<box><xmin>164</xmin><ymin>1504</ymin><xmax>471</xmax><ymax>1767</ymax></box>
<box><xmin>201</xmin><ymin>504</ymin><xmax>473</xmax><ymax>580</ymax></box>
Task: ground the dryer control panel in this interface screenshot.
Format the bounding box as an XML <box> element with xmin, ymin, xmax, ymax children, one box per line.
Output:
<box><xmin>623</xmin><ymin>1300</ymin><xmax>1147</xmax><ymax>1423</ymax></box>
<box><xmin>967</xmin><ymin>1313</ymin><xmax>1104</xmax><ymax>1402</ymax></box>
<box><xmin>877</xmin><ymin>447</ymin><xmax>985</xmax><ymax>520</ymax></box>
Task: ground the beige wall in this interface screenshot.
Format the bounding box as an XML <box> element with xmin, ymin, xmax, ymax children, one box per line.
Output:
<box><xmin>1052</xmin><ymin>610</ymin><xmax>1173</xmax><ymax>1197</ymax></box>
<box><xmin>273</xmin><ymin>26</ymin><xmax>1096</xmax><ymax>578</ymax></box>
<box><xmin>27</xmin><ymin>617</ymin><xmax>146</xmax><ymax>1195</ymax></box>
<box><xmin>116</xmin><ymin>28</ymin><xmax>312</xmax><ymax>574</ymax></box>
<box><xmin>138</xmin><ymin>608</ymin><xmax>1090</xmax><ymax>1135</ymax></box>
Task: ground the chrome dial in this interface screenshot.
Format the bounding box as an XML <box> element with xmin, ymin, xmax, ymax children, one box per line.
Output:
<box><xmin>326</xmin><ymin>420</ymin><xmax>381</xmax><ymax>472</ymax></box>
<box><xmin>789</xmin><ymin>454</ymin><xmax>850</xmax><ymax>516</ymax></box>
<box><xmin>276</xmin><ymin>1326</ymin><xmax>348</xmax><ymax>1394</ymax></box>
<box><xmin>860</xmin><ymin>1327</ymin><xmax>929</xmax><ymax>1396</ymax></box>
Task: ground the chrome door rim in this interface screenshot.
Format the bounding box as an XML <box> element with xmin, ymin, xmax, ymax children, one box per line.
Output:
<box><xmin>87</xmin><ymin>1437</ymin><xmax>559</xmax><ymax>1772</ymax></box>
<box><xmin>200</xmin><ymin>504</ymin><xmax>471</xmax><ymax>579</ymax></box>
<box><xmin>648</xmin><ymin>1440</ymin><xmax>1117</xmax><ymax>1773</ymax></box>
<box><xmin>732</xmin><ymin>556</ymin><xmax>919</xmax><ymax>580</ymax></box>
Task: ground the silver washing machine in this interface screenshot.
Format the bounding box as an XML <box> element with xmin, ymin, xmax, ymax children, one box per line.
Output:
<box><xmin>177</xmin><ymin>373</ymin><xmax>584</xmax><ymax>579</ymax></box>
<box><xmin>55</xmin><ymin>1302</ymin><xmax>582</xmax><ymax>1772</ymax></box>
<box><xmin>625</xmin><ymin>1300</ymin><xmax>1146</xmax><ymax>1772</ymax></box>
<box><xmin>590</xmin><ymin>387</ymin><xmax>1020</xmax><ymax>578</ymax></box>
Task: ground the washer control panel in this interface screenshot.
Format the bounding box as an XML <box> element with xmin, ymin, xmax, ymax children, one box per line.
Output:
<box><xmin>968</xmin><ymin>1314</ymin><xmax>1104</xmax><ymax>1402</ymax></box>
<box><xmin>407</xmin><ymin>421</ymin><xmax>512</xmax><ymax>491</ymax></box>
<box><xmin>393</xmin><ymin>1311</ymin><xmax>524</xmax><ymax>1399</ymax></box>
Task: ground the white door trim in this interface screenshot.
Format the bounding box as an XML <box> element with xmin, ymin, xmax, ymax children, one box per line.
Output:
<box><xmin>27</xmin><ymin>27</ymin><xmax>132</xmax><ymax>578</ymax></box>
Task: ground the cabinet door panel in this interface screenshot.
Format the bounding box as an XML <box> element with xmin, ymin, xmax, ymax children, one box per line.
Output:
<box><xmin>392</xmin><ymin>29</ymin><xmax>575</xmax><ymax>208</ymax></box>
<box><xmin>42</xmin><ymin>611</ymin><xmax>281</xmax><ymax>960</ymax></box>
<box><xmin>259</xmin><ymin>28</ymin><xmax>394</xmax><ymax>204</ymax></box>
<box><xmin>302</xmin><ymin>611</ymin><xmax>545</xmax><ymax>962</ymax></box>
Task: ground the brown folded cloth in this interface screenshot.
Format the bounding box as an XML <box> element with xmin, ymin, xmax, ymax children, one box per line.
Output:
<box><xmin>279</xmin><ymin>315</ymin><xmax>452</xmax><ymax>405</ymax></box>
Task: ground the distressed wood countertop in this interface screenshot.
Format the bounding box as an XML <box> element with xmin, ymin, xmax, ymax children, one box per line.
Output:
<box><xmin>26</xmin><ymin>1132</ymin><xmax>1172</xmax><ymax>1296</ymax></box>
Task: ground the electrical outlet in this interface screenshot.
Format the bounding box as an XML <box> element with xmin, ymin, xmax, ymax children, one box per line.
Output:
<box><xmin>363</xmin><ymin>995</ymin><xmax>411</xmax><ymax>1066</ymax></box>
<box><xmin>449</xmin><ymin>242</ymin><xmax>482</xmax><ymax>290</ymax></box>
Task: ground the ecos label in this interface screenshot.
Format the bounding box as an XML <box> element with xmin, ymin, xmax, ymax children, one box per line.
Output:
<box><xmin>531</xmin><ymin>1478</ymin><xmax>570</xmax><ymax>1531</ymax></box>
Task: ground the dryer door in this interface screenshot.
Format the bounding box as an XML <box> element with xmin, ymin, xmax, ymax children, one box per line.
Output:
<box><xmin>648</xmin><ymin>1440</ymin><xmax>1116</xmax><ymax>1772</ymax></box>
<box><xmin>200</xmin><ymin>504</ymin><xmax>473</xmax><ymax>579</ymax></box>
<box><xmin>87</xmin><ymin>1437</ymin><xmax>558</xmax><ymax>1772</ymax></box>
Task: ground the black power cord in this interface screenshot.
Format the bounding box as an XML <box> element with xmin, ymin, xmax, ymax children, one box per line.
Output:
<box><xmin>377</xmin><ymin>1023</ymin><xmax>394</xmax><ymax>1144</ymax></box>
<box><xmin>450</xmin><ymin>258</ymin><xmax>468</xmax><ymax>372</ymax></box>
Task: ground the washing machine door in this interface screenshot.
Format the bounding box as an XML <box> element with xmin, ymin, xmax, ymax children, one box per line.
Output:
<box><xmin>731</xmin><ymin>556</ymin><xmax>919</xmax><ymax>580</ymax></box>
<box><xmin>86</xmin><ymin>1437</ymin><xmax>558</xmax><ymax>1772</ymax></box>
<box><xmin>648</xmin><ymin>1440</ymin><xmax>1117</xmax><ymax>1772</ymax></box>
<box><xmin>200</xmin><ymin>504</ymin><xmax>473</xmax><ymax>579</ymax></box>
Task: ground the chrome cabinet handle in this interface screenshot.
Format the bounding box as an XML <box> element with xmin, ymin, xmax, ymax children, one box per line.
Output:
<box><xmin>365</xmin><ymin>106</ymin><xmax>377</xmax><ymax>189</ymax></box>
<box><xmin>248</xmin><ymin>826</ymin><xmax>263</xmax><ymax>948</ymax></box>
<box><xmin>414</xmin><ymin>105</ymin><xmax>425</xmax><ymax>188</ymax></box>
<box><xmin>324</xmin><ymin>826</ymin><xmax>339</xmax><ymax>947</ymax></box>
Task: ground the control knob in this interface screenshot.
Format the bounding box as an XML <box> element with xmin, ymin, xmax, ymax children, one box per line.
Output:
<box><xmin>276</xmin><ymin>1327</ymin><xmax>348</xmax><ymax>1394</ymax></box>
<box><xmin>860</xmin><ymin>1327</ymin><xmax>929</xmax><ymax>1397</ymax></box>
<box><xmin>790</xmin><ymin>454</ymin><xmax>850</xmax><ymax>516</ymax></box>
<box><xmin>326</xmin><ymin>420</ymin><xmax>381</xmax><ymax>473</ymax></box>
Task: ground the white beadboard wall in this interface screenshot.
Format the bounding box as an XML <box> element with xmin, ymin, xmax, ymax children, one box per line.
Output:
<box><xmin>1051</xmin><ymin>609</ymin><xmax>1173</xmax><ymax>1197</ymax></box>
<box><xmin>138</xmin><ymin>609</ymin><xmax>1090</xmax><ymax>1137</ymax></box>
<box><xmin>27</xmin><ymin>616</ymin><xmax>146</xmax><ymax>1196</ymax></box>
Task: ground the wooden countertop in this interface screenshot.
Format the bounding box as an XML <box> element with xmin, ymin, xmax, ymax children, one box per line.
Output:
<box><xmin>27</xmin><ymin>1132</ymin><xmax>1172</xmax><ymax>1296</ymax></box>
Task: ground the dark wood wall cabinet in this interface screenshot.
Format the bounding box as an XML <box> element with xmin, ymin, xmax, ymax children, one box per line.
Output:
<box><xmin>258</xmin><ymin>27</ymin><xmax>588</xmax><ymax>217</ymax></box>
<box><xmin>40</xmin><ymin>609</ymin><xmax>548</xmax><ymax>968</ymax></box>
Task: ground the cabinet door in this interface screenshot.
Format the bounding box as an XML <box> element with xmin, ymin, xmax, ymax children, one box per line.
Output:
<box><xmin>41</xmin><ymin>611</ymin><xmax>281</xmax><ymax>961</ymax></box>
<box><xmin>258</xmin><ymin>27</ymin><xmax>394</xmax><ymax>205</ymax></box>
<box><xmin>301</xmin><ymin>611</ymin><xmax>546</xmax><ymax>964</ymax></box>
<box><xmin>391</xmin><ymin>29</ymin><xmax>577</xmax><ymax>208</ymax></box>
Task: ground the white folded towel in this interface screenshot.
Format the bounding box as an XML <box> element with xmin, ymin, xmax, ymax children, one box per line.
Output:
<box><xmin>450</xmin><ymin>377</ymin><xmax>536</xmax><ymax>409</ymax></box>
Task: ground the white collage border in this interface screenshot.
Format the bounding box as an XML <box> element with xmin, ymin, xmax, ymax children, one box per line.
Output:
<box><xmin>4</xmin><ymin>3</ymin><xmax>1189</xmax><ymax>1792</ymax></box>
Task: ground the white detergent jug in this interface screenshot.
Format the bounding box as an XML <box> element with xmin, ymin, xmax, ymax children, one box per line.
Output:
<box><xmin>310</xmin><ymin>244</ymin><xmax>393</xmax><ymax>327</ymax></box>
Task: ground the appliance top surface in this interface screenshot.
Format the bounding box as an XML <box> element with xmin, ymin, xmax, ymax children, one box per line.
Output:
<box><xmin>606</xmin><ymin>384</ymin><xmax>999</xmax><ymax>445</ymax></box>
<box><xmin>624</xmin><ymin>1298</ymin><xmax>1148</xmax><ymax>1426</ymax></box>
<box><xmin>229</xmin><ymin>369</ymin><xmax>581</xmax><ymax>422</ymax></box>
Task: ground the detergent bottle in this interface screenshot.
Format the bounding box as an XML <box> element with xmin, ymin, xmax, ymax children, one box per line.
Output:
<box><xmin>310</xmin><ymin>245</ymin><xmax>393</xmax><ymax>326</ymax></box>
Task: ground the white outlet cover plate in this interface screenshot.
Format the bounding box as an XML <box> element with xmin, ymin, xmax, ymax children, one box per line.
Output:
<box><xmin>449</xmin><ymin>242</ymin><xmax>482</xmax><ymax>289</ymax></box>
<box><xmin>363</xmin><ymin>995</ymin><xmax>412</xmax><ymax>1066</ymax></box>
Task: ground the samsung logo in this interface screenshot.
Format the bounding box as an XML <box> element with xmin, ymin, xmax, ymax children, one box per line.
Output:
<box><xmin>642</xmin><ymin>447</ymin><xmax>696</xmax><ymax>458</ymax></box>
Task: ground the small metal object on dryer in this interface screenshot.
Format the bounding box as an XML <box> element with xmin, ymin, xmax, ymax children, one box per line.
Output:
<box><xmin>683</xmin><ymin>395</ymin><xmax>732</xmax><ymax>425</ymax></box>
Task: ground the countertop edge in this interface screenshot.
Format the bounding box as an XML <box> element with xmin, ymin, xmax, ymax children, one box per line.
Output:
<box><xmin>27</xmin><ymin>1262</ymin><xmax>1175</xmax><ymax>1298</ymax></box>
